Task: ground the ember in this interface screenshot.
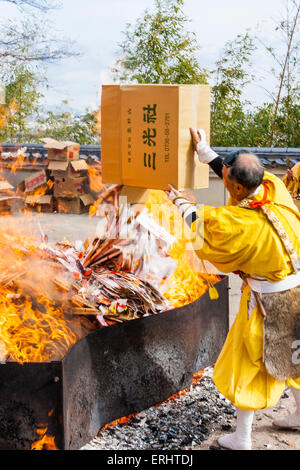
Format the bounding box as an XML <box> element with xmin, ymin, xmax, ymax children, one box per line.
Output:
<box><xmin>31</xmin><ymin>410</ymin><xmax>58</xmax><ymax>451</ymax></box>
<box><xmin>31</xmin><ymin>429</ymin><xmax>57</xmax><ymax>451</ymax></box>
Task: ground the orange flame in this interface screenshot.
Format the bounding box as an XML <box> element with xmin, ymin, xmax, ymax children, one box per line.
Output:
<box><xmin>10</xmin><ymin>148</ymin><xmax>26</xmax><ymax>173</ymax></box>
<box><xmin>31</xmin><ymin>428</ymin><xmax>58</xmax><ymax>450</ymax></box>
<box><xmin>24</xmin><ymin>180</ymin><xmax>53</xmax><ymax>210</ymax></box>
<box><xmin>0</xmin><ymin>222</ymin><xmax>96</xmax><ymax>364</ymax></box>
<box><xmin>31</xmin><ymin>410</ymin><xmax>58</xmax><ymax>451</ymax></box>
<box><xmin>145</xmin><ymin>190</ymin><xmax>220</xmax><ymax>308</ymax></box>
<box><xmin>0</xmin><ymin>292</ymin><xmax>79</xmax><ymax>363</ymax></box>
<box><xmin>88</xmin><ymin>165</ymin><xmax>104</xmax><ymax>193</ymax></box>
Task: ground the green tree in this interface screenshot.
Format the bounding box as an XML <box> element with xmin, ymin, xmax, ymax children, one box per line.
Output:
<box><xmin>36</xmin><ymin>102</ymin><xmax>100</xmax><ymax>145</ymax></box>
<box><xmin>272</xmin><ymin>85</ymin><xmax>300</xmax><ymax>147</ymax></box>
<box><xmin>251</xmin><ymin>0</ymin><xmax>299</xmax><ymax>147</ymax></box>
<box><xmin>210</xmin><ymin>33</ymin><xmax>256</xmax><ymax>147</ymax></box>
<box><xmin>112</xmin><ymin>0</ymin><xmax>208</xmax><ymax>84</ymax></box>
<box><xmin>0</xmin><ymin>63</ymin><xmax>43</xmax><ymax>142</ymax></box>
<box><xmin>0</xmin><ymin>18</ymin><xmax>48</xmax><ymax>142</ymax></box>
<box><xmin>0</xmin><ymin>3</ymin><xmax>78</xmax><ymax>143</ymax></box>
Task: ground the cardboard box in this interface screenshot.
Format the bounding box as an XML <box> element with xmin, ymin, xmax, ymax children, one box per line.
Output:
<box><xmin>0</xmin><ymin>198</ymin><xmax>12</xmax><ymax>213</ymax></box>
<box><xmin>67</xmin><ymin>159</ymin><xmax>89</xmax><ymax>176</ymax></box>
<box><xmin>118</xmin><ymin>186</ymin><xmax>151</xmax><ymax>204</ymax></box>
<box><xmin>41</xmin><ymin>138</ymin><xmax>80</xmax><ymax>161</ymax></box>
<box><xmin>25</xmin><ymin>195</ymin><xmax>54</xmax><ymax>213</ymax></box>
<box><xmin>0</xmin><ymin>195</ymin><xmax>21</xmax><ymax>213</ymax></box>
<box><xmin>0</xmin><ymin>181</ymin><xmax>20</xmax><ymax>212</ymax></box>
<box><xmin>56</xmin><ymin>194</ymin><xmax>95</xmax><ymax>214</ymax></box>
<box><xmin>101</xmin><ymin>84</ymin><xmax>210</xmax><ymax>191</ymax></box>
<box><xmin>24</xmin><ymin>170</ymin><xmax>48</xmax><ymax>193</ymax></box>
<box><xmin>53</xmin><ymin>176</ymin><xmax>89</xmax><ymax>198</ymax></box>
<box><xmin>48</xmin><ymin>160</ymin><xmax>89</xmax><ymax>178</ymax></box>
<box><xmin>0</xmin><ymin>180</ymin><xmax>22</xmax><ymax>211</ymax></box>
<box><xmin>0</xmin><ymin>180</ymin><xmax>14</xmax><ymax>193</ymax></box>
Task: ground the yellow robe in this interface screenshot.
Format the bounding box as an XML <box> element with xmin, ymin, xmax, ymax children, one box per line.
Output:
<box><xmin>192</xmin><ymin>171</ymin><xmax>300</xmax><ymax>411</ymax></box>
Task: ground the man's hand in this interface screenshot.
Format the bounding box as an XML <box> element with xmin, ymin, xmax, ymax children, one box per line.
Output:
<box><xmin>190</xmin><ymin>127</ymin><xmax>218</xmax><ymax>164</ymax></box>
<box><xmin>190</xmin><ymin>128</ymin><xmax>206</xmax><ymax>152</ymax></box>
<box><xmin>165</xmin><ymin>184</ymin><xmax>181</xmax><ymax>203</ymax></box>
<box><xmin>166</xmin><ymin>184</ymin><xmax>196</xmax><ymax>219</ymax></box>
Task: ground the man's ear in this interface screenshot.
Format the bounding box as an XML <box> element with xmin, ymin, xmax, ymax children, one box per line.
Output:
<box><xmin>234</xmin><ymin>183</ymin><xmax>244</xmax><ymax>196</ymax></box>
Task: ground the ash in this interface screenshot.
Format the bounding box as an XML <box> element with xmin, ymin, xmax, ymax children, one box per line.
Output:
<box><xmin>81</xmin><ymin>369</ymin><xmax>236</xmax><ymax>450</ymax></box>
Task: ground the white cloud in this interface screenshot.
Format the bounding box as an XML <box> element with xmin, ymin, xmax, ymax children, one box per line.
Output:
<box><xmin>2</xmin><ymin>0</ymin><xmax>289</xmax><ymax>112</ymax></box>
<box><xmin>99</xmin><ymin>67</ymin><xmax>114</xmax><ymax>85</ymax></box>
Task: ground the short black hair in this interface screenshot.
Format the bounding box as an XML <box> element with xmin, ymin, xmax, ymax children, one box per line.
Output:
<box><xmin>227</xmin><ymin>151</ymin><xmax>264</xmax><ymax>190</ymax></box>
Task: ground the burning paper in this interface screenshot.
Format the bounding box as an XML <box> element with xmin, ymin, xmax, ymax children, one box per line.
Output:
<box><xmin>0</xmin><ymin>184</ymin><xmax>220</xmax><ymax>364</ymax></box>
<box><xmin>0</xmin><ymin>208</ymin><xmax>176</xmax><ymax>363</ymax></box>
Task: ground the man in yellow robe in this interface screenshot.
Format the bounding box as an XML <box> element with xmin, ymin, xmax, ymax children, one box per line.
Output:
<box><xmin>167</xmin><ymin>129</ymin><xmax>300</xmax><ymax>450</ymax></box>
<box><xmin>283</xmin><ymin>162</ymin><xmax>300</xmax><ymax>197</ymax></box>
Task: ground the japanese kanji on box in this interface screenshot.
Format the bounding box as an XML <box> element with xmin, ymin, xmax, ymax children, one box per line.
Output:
<box><xmin>101</xmin><ymin>84</ymin><xmax>211</xmax><ymax>191</ymax></box>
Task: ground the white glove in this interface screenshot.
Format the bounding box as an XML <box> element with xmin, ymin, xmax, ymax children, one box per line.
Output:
<box><xmin>166</xmin><ymin>185</ymin><xmax>196</xmax><ymax>219</ymax></box>
<box><xmin>191</xmin><ymin>128</ymin><xmax>218</xmax><ymax>164</ymax></box>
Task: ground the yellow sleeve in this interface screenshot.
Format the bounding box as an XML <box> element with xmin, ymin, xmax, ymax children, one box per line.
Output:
<box><xmin>190</xmin><ymin>205</ymin><xmax>251</xmax><ymax>273</ymax></box>
<box><xmin>190</xmin><ymin>204</ymin><xmax>294</xmax><ymax>280</ymax></box>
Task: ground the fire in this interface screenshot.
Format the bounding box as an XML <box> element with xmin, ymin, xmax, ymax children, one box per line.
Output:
<box><xmin>0</xmin><ymin>221</ymin><xmax>96</xmax><ymax>364</ymax></box>
<box><xmin>145</xmin><ymin>190</ymin><xmax>220</xmax><ymax>307</ymax></box>
<box><xmin>24</xmin><ymin>179</ymin><xmax>54</xmax><ymax>212</ymax></box>
<box><xmin>88</xmin><ymin>185</ymin><xmax>219</xmax><ymax>305</ymax></box>
<box><xmin>0</xmin><ymin>292</ymin><xmax>78</xmax><ymax>363</ymax></box>
<box><xmin>0</xmin><ymin>182</ymin><xmax>219</xmax><ymax>363</ymax></box>
<box><xmin>31</xmin><ymin>429</ymin><xmax>57</xmax><ymax>451</ymax></box>
<box><xmin>154</xmin><ymin>370</ymin><xmax>205</xmax><ymax>405</ymax></box>
<box><xmin>99</xmin><ymin>413</ymin><xmax>137</xmax><ymax>434</ymax></box>
<box><xmin>88</xmin><ymin>164</ymin><xmax>105</xmax><ymax>193</ymax></box>
<box><xmin>88</xmin><ymin>184</ymin><xmax>120</xmax><ymax>218</ymax></box>
<box><xmin>31</xmin><ymin>411</ymin><xmax>58</xmax><ymax>450</ymax></box>
<box><xmin>10</xmin><ymin>147</ymin><xmax>26</xmax><ymax>173</ymax></box>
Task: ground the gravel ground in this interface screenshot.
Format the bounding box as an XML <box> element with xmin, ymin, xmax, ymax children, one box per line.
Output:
<box><xmin>81</xmin><ymin>369</ymin><xmax>236</xmax><ymax>451</ymax></box>
<box><xmin>81</xmin><ymin>369</ymin><xmax>300</xmax><ymax>451</ymax></box>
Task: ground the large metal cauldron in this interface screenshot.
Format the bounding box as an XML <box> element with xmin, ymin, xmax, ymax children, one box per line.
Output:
<box><xmin>0</xmin><ymin>277</ymin><xmax>229</xmax><ymax>450</ymax></box>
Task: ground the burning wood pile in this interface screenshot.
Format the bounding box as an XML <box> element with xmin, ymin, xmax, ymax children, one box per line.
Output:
<box><xmin>50</xmin><ymin>202</ymin><xmax>176</xmax><ymax>322</ymax></box>
<box><xmin>0</xmin><ymin>187</ymin><xmax>220</xmax><ymax>365</ymax></box>
<box><xmin>0</xmin><ymin>217</ymin><xmax>167</xmax><ymax>362</ymax></box>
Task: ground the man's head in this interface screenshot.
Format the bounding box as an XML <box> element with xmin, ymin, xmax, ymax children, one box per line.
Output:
<box><xmin>222</xmin><ymin>150</ymin><xmax>264</xmax><ymax>201</ymax></box>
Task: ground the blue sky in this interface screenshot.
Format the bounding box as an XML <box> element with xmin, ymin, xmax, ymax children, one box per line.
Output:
<box><xmin>1</xmin><ymin>0</ymin><xmax>287</xmax><ymax>113</ymax></box>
